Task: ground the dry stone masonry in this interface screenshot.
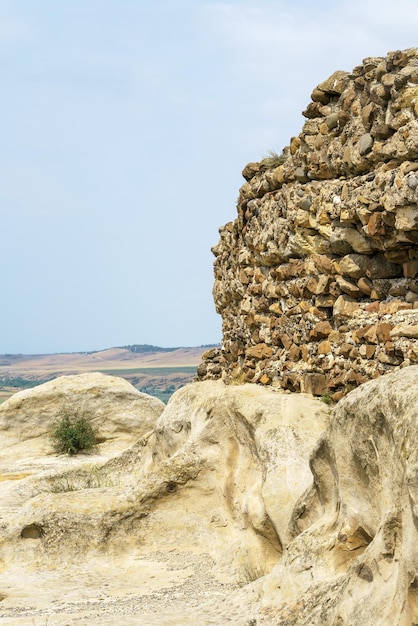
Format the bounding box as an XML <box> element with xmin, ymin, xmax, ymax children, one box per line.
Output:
<box><xmin>198</xmin><ymin>48</ymin><xmax>418</xmax><ymax>399</ymax></box>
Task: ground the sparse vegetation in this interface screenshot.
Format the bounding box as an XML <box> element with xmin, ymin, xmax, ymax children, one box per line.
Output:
<box><xmin>320</xmin><ymin>393</ymin><xmax>333</xmax><ymax>405</ymax></box>
<box><xmin>48</xmin><ymin>466</ymin><xmax>119</xmax><ymax>492</ymax></box>
<box><xmin>0</xmin><ymin>376</ymin><xmax>39</xmax><ymax>389</ymax></box>
<box><xmin>262</xmin><ymin>149</ymin><xmax>286</xmax><ymax>167</ymax></box>
<box><xmin>121</xmin><ymin>344</ymin><xmax>178</xmax><ymax>353</ymax></box>
<box><xmin>51</xmin><ymin>408</ymin><xmax>97</xmax><ymax>455</ymax></box>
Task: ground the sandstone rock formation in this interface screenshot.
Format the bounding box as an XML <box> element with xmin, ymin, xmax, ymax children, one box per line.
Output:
<box><xmin>2</xmin><ymin>367</ymin><xmax>417</xmax><ymax>624</ymax></box>
<box><xmin>0</xmin><ymin>372</ymin><xmax>165</xmax><ymax>459</ymax></box>
<box><xmin>0</xmin><ymin>378</ymin><xmax>327</xmax><ymax>623</ymax></box>
<box><xmin>198</xmin><ymin>48</ymin><xmax>418</xmax><ymax>400</ymax></box>
<box><xmin>209</xmin><ymin>365</ymin><xmax>418</xmax><ymax>625</ymax></box>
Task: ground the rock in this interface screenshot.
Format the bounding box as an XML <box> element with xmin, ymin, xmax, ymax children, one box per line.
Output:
<box><xmin>0</xmin><ymin>380</ymin><xmax>328</xmax><ymax>603</ymax></box>
<box><xmin>365</xmin><ymin>255</ymin><xmax>402</xmax><ymax>279</ymax></box>
<box><xmin>312</xmin><ymin>70</ymin><xmax>350</xmax><ymax>100</ymax></box>
<box><xmin>295</xmin><ymin>166</ymin><xmax>309</xmax><ymax>182</ymax></box>
<box><xmin>336</xmin><ymin>275</ymin><xmax>362</xmax><ymax>298</ymax></box>
<box><xmin>300</xmin><ymin>372</ymin><xmax>327</xmax><ymax>395</ymax></box>
<box><xmin>390</xmin><ymin>323</ymin><xmax>418</xmax><ymax>339</ymax></box>
<box><xmin>245</xmin><ymin>343</ymin><xmax>273</xmax><ymax>359</ymax></box>
<box><xmin>333</xmin><ymin>295</ymin><xmax>360</xmax><ymax>318</ymax></box>
<box><xmin>394</xmin><ymin>205</ymin><xmax>418</xmax><ymax>230</ymax></box>
<box><xmin>407</xmin><ymin>173</ymin><xmax>418</xmax><ymax>189</ymax></box>
<box><xmin>338</xmin><ymin>253</ymin><xmax>369</xmax><ymax>278</ymax></box>
<box><xmin>242</xmin><ymin>366</ymin><xmax>418</xmax><ymax>624</ymax></box>
<box><xmin>0</xmin><ymin>372</ymin><xmax>164</xmax><ymax>458</ymax></box>
<box><xmin>317</xmin><ymin>340</ymin><xmax>331</xmax><ymax>354</ymax></box>
<box><xmin>200</xmin><ymin>48</ymin><xmax>418</xmax><ymax>398</ymax></box>
<box><xmin>358</xmin><ymin>276</ymin><xmax>373</xmax><ymax>295</ymax></box>
<box><xmin>367</xmin><ymin>211</ymin><xmax>386</xmax><ymax>236</ymax></box>
<box><xmin>310</xmin><ymin>320</ymin><xmax>333</xmax><ymax>340</ymax></box>
<box><xmin>403</xmin><ymin>259</ymin><xmax>418</xmax><ymax>277</ymax></box>
<box><xmin>242</xmin><ymin>162</ymin><xmax>260</xmax><ymax>181</ymax></box>
<box><xmin>359</xmin><ymin>132</ymin><xmax>374</xmax><ymax>155</ymax></box>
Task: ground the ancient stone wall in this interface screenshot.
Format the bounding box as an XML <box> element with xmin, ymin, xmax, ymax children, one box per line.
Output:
<box><xmin>198</xmin><ymin>48</ymin><xmax>418</xmax><ymax>399</ymax></box>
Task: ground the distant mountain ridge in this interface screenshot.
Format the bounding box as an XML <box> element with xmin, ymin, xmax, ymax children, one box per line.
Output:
<box><xmin>119</xmin><ymin>343</ymin><xmax>219</xmax><ymax>354</ymax></box>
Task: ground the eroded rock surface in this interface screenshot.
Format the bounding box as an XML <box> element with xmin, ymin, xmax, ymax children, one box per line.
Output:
<box><xmin>1</xmin><ymin>366</ymin><xmax>418</xmax><ymax>624</ymax></box>
<box><xmin>0</xmin><ymin>380</ymin><xmax>327</xmax><ymax>623</ymax></box>
<box><xmin>210</xmin><ymin>365</ymin><xmax>418</xmax><ymax>625</ymax></box>
<box><xmin>199</xmin><ymin>48</ymin><xmax>418</xmax><ymax>400</ymax></box>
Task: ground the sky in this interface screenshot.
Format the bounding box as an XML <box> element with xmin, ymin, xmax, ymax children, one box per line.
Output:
<box><xmin>1</xmin><ymin>0</ymin><xmax>417</xmax><ymax>354</ymax></box>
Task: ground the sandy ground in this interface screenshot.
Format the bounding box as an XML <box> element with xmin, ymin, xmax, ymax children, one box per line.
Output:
<box><xmin>0</xmin><ymin>549</ymin><xmax>238</xmax><ymax>626</ymax></box>
<box><xmin>0</xmin><ymin>451</ymin><xmax>240</xmax><ymax>626</ymax></box>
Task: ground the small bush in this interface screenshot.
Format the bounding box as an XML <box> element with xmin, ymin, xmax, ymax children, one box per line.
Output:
<box><xmin>320</xmin><ymin>393</ymin><xmax>333</xmax><ymax>405</ymax></box>
<box><xmin>52</xmin><ymin>409</ymin><xmax>97</xmax><ymax>455</ymax></box>
<box><xmin>262</xmin><ymin>149</ymin><xmax>286</xmax><ymax>168</ymax></box>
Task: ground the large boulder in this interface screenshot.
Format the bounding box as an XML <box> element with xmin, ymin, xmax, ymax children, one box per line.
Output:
<box><xmin>0</xmin><ymin>372</ymin><xmax>165</xmax><ymax>458</ymax></box>
<box><xmin>212</xmin><ymin>365</ymin><xmax>418</xmax><ymax>624</ymax></box>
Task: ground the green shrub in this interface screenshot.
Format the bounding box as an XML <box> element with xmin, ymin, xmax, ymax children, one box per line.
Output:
<box><xmin>320</xmin><ymin>393</ymin><xmax>333</xmax><ymax>405</ymax></box>
<box><xmin>262</xmin><ymin>149</ymin><xmax>286</xmax><ymax>167</ymax></box>
<box><xmin>52</xmin><ymin>409</ymin><xmax>97</xmax><ymax>455</ymax></box>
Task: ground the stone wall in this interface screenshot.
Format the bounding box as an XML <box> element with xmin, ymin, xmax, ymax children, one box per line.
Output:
<box><xmin>197</xmin><ymin>48</ymin><xmax>418</xmax><ymax>399</ymax></box>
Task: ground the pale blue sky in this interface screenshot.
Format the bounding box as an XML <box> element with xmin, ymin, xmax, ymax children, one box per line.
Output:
<box><xmin>1</xmin><ymin>0</ymin><xmax>417</xmax><ymax>353</ymax></box>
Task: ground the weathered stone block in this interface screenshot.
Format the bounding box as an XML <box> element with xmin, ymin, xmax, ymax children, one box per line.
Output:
<box><xmin>359</xmin><ymin>344</ymin><xmax>376</xmax><ymax>358</ymax></box>
<box><xmin>318</xmin><ymin>340</ymin><xmax>332</xmax><ymax>355</ymax></box>
<box><xmin>380</xmin><ymin>301</ymin><xmax>412</xmax><ymax>314</ymax></box>
<box><xmin>336</xmin><ymin>275</ymin><xmax>363</xmax><ymax>298</ymax></box>
<box><xmin>395</xmin><ymin>206</ymin><xmax>418</xmax><ymax>231</ymax></box>
<box><xmin>368</xmin><ymin>212</ymin><xmax>386</xmax><ymax>236</ymax></box>
<box><xmin>301</xmin><ymin>373</ymin><xmax>327</xmax><ymax>396</ymax></box>
<box><xmin>333</xmin><ymin>295</ymin><xmax>360</xmax><ymax>318</ymax></box>
<box><xmin>310</xmin><ymin>321</ymin><xmax>333</xmax><ymax>340</ymax></box>
<box><xmin>390</xmin><ymin>324</ymin><xmax>418</xmax><ymax>339</ymax></box>
<box><xmin>376</xmin><ymin>322</ymin><xmax>393</xmax><ymax>342</ymax></box>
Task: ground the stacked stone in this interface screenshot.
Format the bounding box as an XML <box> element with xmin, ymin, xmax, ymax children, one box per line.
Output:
<box><xmin>197</xmin><ymin>48</ymin><xmax>418</xmax><ymax>399</ymax></box>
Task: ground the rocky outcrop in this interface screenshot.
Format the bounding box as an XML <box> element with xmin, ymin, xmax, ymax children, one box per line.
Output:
<box><xmin>0</xmin><ymin>380</ymin><xmax>327</xmax><ymax>620</ymax></box>
<box><xmin>0</xmin><ymin>372</ymin><xmax>165</xmax><ymax>458</ymax></box>
<box><xmin>199</xmin><ymin>48</ymin><xmax>418</xmax><ymax>399</ymax></box>
<box><xmin>2</xmin><ymin>369</ymin><xmax>418</xmax><ymax>624</ymax></box>
<box><xmin>210</xmin><ymin>365</ymin><xmax>418</xmax><ymax>625</ymax></box>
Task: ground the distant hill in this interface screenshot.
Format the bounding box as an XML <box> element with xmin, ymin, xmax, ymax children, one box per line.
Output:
<box><xmin>120</xmin><ymin>344</ymin><xmax>178</xmax><ymax>354</ymax></box>
<box><xmin>119</xmin><ymin>343</ymin><xmax>219</xmax><ymax>354</ymax></box>
<box><xmin>0</xmin><ymin>344</ymin><xmax>219</xmax><ymax>404</ymax></box>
